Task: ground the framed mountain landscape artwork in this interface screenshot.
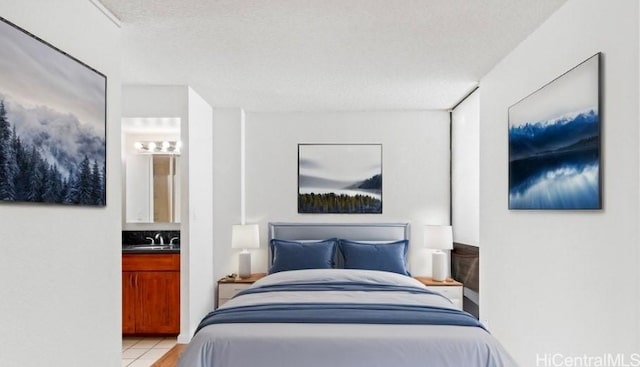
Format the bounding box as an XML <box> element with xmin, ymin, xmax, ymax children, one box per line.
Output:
<box><xmin>0</xmin><ymin>17</ymin><xmax>106</xmax><ymax>206</ymax></box>
<box><xmin>298</xmin><ymin>144</ymin><xmax>382</xmax><ymax>214</ymax></box>
<box><xmin>508</xmin><ymin>53</ymin><xmax>601</xmax><ymax>210</ymax></box>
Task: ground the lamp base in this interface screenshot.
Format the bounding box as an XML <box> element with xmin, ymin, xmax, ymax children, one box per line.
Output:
<box><xmin>238</xmin><ymin>252</ymin><xmax>251</xmax><ymax>278</ymax></box>
<box><xmin>432</xmin><ymin>251</ymin><xmax>447</xmax><ymax>282</ymax></box>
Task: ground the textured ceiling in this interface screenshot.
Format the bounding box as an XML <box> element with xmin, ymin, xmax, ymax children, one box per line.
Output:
<box><xmin>100</xmin><ymin>0</ymin><xmax>567</xmax><ymax>111</ymax></box>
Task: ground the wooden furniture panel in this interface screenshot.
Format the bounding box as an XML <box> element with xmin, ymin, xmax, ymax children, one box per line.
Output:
<box><xmin>122</xmin><ymin>254</ymin><xmax>180</xmax><ymax>335</ymax></box>
<box><xmin>122</xmin><ymin>253</ymin><xmax>180</xmax><ymax>271</ymax></box>
<box><xmin>136</xmin><ymin>271</ymin><xmax>180</xmax><ymax>334</ymax></box>
<box><xmin>122</xmin><ymin>272</ymin><xmax>136</xmax><ymax>334</ymax></box>
<box><xmin>217</xmin><ymin>273</ymin><xmax>266</xmax><ymax>308</ymax></box>
<box><xmin>218</xmin><ymin>283</ymin><xmax>252</xmax><ymax>299</ymax></box>
<box><xmin>452</xmin><ymin>243</ymin><xmax>478</xmax><ymax>291</ymax></box>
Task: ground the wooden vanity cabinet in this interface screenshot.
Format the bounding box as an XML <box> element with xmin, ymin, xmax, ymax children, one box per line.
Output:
<box><xmin>122</xmin><ymin>253</ymin><xmax>180</xmax><ymax>335</ymax></box>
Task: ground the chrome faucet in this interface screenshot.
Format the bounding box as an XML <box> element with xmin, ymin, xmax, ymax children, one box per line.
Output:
<box><xmin>154</xmin><ymin>233</ymin><xmax>164</xmax><ymax>245</ymax></box>
<box><xmin>170</xmin><ymin>237</ymin><xmax>179</xmax><ymax>245</ymax></box>
<box><xmin>145</xmin><ymin>237</ymin><xmax>155</xmax><ymax>245</ymax></box>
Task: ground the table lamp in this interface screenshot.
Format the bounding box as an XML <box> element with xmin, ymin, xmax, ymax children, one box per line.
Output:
<box><xmin>231</xmin><ymin>224</ymin><xmax>260</xmax><ymax>278</ymax></box>
<box><xmin>424</xmin><ymin>225</ymin><xmax>453</xmax><ymax>282</ymax></box>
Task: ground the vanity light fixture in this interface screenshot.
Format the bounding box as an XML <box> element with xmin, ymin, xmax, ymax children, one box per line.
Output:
<box><xmin>134</xmin><ymin>140</ymin><xmax>182</xmax><ymax>155</ymax></box>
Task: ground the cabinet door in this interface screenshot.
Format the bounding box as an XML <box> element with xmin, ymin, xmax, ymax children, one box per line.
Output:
<box><xmin>135</xmin><ymin>271</ymin><xmax>180</xmax><ymax>334</ymax></box>
<box><xmin>122</xmin><ymin>272</ymin><xmax>137</xmax><ymax>334</ymax></box>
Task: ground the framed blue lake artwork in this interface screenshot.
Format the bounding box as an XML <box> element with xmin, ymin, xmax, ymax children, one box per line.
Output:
<box><xmin>508</xmin><ymin>53</ymin><xmax>601</xmax><ymax>210</ymax></box>
<box><xmin>298</xmin><ymin>144</ymin><xmax>382</xmax><ymax>214</ymax></box>
<box><xmin>0</xmin><ymin>17</ymin><xmax>106</xmax><ymax>206</ymax></box>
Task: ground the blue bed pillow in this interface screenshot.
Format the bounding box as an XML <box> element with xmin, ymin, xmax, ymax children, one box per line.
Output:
<box><xmin>269</xmin><ymin>238</ymin><xmax>337</xmax><ymax>274</ymax></box>
<box><xmin>338</xmin><ymin>239</ymin><xmax>410</xmax><ymax>276</ymax></box>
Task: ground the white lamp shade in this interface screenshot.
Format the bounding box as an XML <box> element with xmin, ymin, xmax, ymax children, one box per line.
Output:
<box><xmin>424</xmin><ymin>225</ymin><xmax>453</xmax><ymax>250</ymax></box>
<box><xmin>231</xmin><ymin>224</ymin><xmax>260</xmax><ymax>249</ymax></box>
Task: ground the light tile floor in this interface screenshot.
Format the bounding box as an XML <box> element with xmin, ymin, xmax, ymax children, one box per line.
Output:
<box><xmin>122</xmin><ymin>337</ymin><xmax>177</xmax><ymax>367</ymax></box>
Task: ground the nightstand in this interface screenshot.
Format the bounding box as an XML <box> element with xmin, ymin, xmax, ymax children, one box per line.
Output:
<box><xmin>413</xmin><ymin>277</ymin><xmax>463</xmax><ymax>310</ymax></box>
<box><xmin>216</xmin><ymin>273</ymin><xmax>266</xmax><ymax>308</ymax></box>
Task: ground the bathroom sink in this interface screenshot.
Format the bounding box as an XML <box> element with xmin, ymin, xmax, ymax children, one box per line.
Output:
<box><xmin>130</xmin><ymin>245</ymin><xmax>171</xmax><ymax>250</ymax></box>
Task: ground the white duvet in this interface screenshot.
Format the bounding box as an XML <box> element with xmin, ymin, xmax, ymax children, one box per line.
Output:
<box><xmin>179</xmin><ymin>269</ymin><xmax>517</xmax><ymax>367</ymax></box>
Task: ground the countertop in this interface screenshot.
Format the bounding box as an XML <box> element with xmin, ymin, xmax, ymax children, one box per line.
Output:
<box><xmin>122</xmin><ymin>245</ymin><xmax>181</xmax><ymax>254</ymax></box>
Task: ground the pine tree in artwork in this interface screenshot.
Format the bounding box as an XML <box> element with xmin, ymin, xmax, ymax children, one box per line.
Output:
<box><xmin>0</xmin><ymin>97</ymin><xmax>105</xmax><ymax>206</ymax></box>
<box><xmin>90</xmin><ymin>159</ymin><xmax>103</xmax><ymax>205</ymax></box>
<box><xmin>64</xmin><ymin>173</ymin><xmax>77</xmax><ymax>204</ymax></box>
<box><xmin>0</xmin><ymin>99</ymin><xmax>18</xmax><ymax>200</ymax></box>
<box><xmin>27</xmin><ymin>147</ymin><xmax>46</xmax><ymax>202</ymax></box>
<box><xmin>75</xmin><ymin>156</ymin><xmax>93</xmax><ymax>205</ymax></box>
<box><xmin>42</xmin><ymin>164</ymin><xmax>60</xmax><ymax>203</ymax></box>
<box><xmin>101</xmin><ymin>162</ymin><xmax>106</xmax><ymax>205</ymax></box>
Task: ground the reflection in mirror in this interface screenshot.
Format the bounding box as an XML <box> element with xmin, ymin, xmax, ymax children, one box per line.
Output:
<box><xmin>153</xmin><ymin>155</ymin><xmax>179</xmax><ymax>223</ymax></box>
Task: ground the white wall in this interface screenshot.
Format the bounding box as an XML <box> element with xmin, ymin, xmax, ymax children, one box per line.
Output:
<box><xmin>452</xmin><ymin>91</ymin><xmax>480</xmax><ymax>246</ymax></box>
<box><xmin>122</xmin><ymin>85</ymin><xmax>214</xmax><ymax>342</ymax></box>
<box><xmin>0</xmin><ymin>2</ymin><xmax>122</xmax><ymax>367</ymax></box>
<box><xmin>122</xmin><ymin>85</ymin><xmax>187</xmax><ymax>118</ymax></box>
<box><xmin>240</xmin><ymin>111</ymin><xmax>450</xmax><ymax>276</ymax></box>
<box><xmin>122</xmin><ymin>86</ymin><xmax>187</xmax><ymax>231</ymax></box>
<box><xmin>183</xmin><ymin>87</ymin><xmax>214</xmax><ymax>341</ymax></box>
<box><xmin>211</xmin><ymin>109</ymin><xmax>242</xmax><ymax>280</ymax></box>
<box><xmin>479</xmin><ymin>0</ymin><xmax>639</xmax><ymax>364</ymax></box>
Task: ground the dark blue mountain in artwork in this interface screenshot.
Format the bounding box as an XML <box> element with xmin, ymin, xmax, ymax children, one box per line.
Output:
<box><xmin>509</xmin><ymin>109</ymin><xmax>598</xmax><ymax>161</ymax></box>
<box><xmin>508</xmin><ymin>108</ymin><xmax>600</xmax><ymax>209</ymax></box>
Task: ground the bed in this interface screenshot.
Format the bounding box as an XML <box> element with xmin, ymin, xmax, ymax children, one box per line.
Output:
<box><xmin>178</xmin><ymin>223</ymin><xmax>516</xmax><ymax>367</ymax></box>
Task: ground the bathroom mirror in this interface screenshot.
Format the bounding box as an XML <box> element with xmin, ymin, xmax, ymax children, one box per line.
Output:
<box><xmin>122</xmin><ymin>118</ymin><xmax>181</xmax><ymax>226</ymax></box>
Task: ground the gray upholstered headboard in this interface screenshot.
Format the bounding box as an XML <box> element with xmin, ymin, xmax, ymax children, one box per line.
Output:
<box><xmin>269</xmin><ymin>222</ymin><xmax>410</xmax><ymax>242</ymax></box>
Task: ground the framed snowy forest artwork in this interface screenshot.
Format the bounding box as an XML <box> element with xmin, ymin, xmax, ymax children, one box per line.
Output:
<box><xmin>0</xmin><ymin>17</ymin><xmax>106</xmax><ymax>206</ymax></box>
